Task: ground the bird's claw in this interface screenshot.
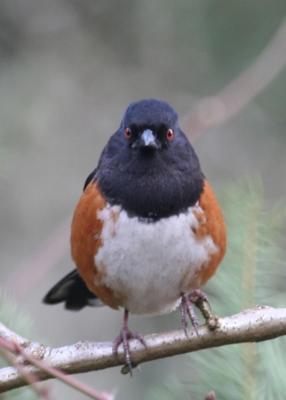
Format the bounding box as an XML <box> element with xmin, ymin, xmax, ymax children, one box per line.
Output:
<box><xmin>180</xmin><ymin>289</ymin><xmax>219</xmax><ymax>334</ymax></box>
<box><xmin>113</xmin><ymin>327</ymin><xmax>146</xmax><ymax>375</ymax></box>
<box><xmin>180</xmin><ymin>293</ymin><xmax>199</xmax><ymax>336</ymax></box>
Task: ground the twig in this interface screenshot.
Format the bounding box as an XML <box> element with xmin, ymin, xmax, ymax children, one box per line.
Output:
<box><xmin>182</xmin><ymin>18</ymin><xmax>286</xmax><ymax>139</ymax></box>
<box><xmin>0</xmin><ymin>339</ymin><xmax>50</xmax><ymax>399</ymax></box>
<box><xmin>0</xmin><ymin>331</ymin><xmax>113</xmax><ymax>400</ymax></box>
<box><xmin>13</xmin><ymin>341</ymin><xmax>113</xmax><ymax>400</ymax></box>
<box><xmin>0</xmin><ymin>306</ymin><xmax>286</xmax><ymax>393</ymax></box>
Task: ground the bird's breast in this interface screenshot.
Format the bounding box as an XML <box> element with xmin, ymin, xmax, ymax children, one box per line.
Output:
<box><xmin>94</xmin><ymin>203</ymin><xmax>218</xmax><ymax>314</ymax></box>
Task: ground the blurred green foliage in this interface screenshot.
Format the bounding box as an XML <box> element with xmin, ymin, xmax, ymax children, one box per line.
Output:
<box><xmin>0</xmin><ymin>292</ymin><xmax>33</xmax><ymax>337</ymax></box>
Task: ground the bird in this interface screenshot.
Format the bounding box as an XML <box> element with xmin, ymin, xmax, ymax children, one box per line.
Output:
<box><xmin>43</xmin><ymin>98</ymin><xmax>227</xmax><ymax>372</ymax></box>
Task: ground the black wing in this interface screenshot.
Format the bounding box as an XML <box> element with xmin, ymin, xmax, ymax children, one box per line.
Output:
<box><xmin>43</xmin><ymin>270</ymin><xmax>102</xmax><ymax>311</ymax></box>
<box><xmin>83</xmin><ymin>168</ymin><xmax>97</xmax><ymax>191</ymax></box>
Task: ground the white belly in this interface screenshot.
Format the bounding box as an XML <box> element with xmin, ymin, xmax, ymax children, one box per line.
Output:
<box><xmin>95</xmin><ymin>204</ymin><xmax>217</xmax><ymax>314</ymax></box>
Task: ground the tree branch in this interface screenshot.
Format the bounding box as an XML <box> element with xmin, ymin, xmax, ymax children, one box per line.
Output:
<box><xmin>1</xmin><ymin>306</ymin><xmax>286</xmax><ymax>393</ymax></box>
<box><xmin>182</xmin><ymin>18</ymin><xmax>286</xmax><ymax>139</ymax></box>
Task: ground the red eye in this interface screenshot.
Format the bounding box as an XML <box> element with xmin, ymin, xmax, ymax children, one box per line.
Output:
<box><xmin>166</xmin><ymin>129</ymin><xmax>174</xmax><ymax>141</ymax></box>
<box><xmin>124</xmin><ymin>128</ymin><xmax>132</xmax><ymax>139</ymax></box>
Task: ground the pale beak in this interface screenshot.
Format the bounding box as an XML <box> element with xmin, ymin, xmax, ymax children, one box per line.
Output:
<box><xmin>138</xmin><ymin>129</ymin><xmax>160</xmax><ymax>150</ymax></box>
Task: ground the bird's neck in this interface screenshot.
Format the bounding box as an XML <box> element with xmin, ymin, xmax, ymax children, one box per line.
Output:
<box><xmin>98</xmin><ymin>165</ymin><xmax>204</xmax><ymax>221</ymax></box>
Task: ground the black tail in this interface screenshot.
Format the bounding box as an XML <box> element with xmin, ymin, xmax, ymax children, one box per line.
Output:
<box><xmin>43</xmin><ymin>270</ymin><xmax>102</xmax><ymax>311</ymax></box>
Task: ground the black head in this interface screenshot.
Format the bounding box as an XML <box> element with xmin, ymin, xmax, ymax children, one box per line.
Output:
<box><xmin>122</xmin><ymin>99</ymin><xmax>178</xmax><ymax>151</ymax></box>
<box><xmin>97</xmin><ymin>99</ymin><xmax>204</xmax><ymax>220</ymax></box>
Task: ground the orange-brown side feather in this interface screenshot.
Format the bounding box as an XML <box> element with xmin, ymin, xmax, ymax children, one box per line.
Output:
<box><xmin>193</xmin><ymin>180</ymin><xmax>227</xmax><ymax>286</ymax></box>
<box><xmin>70</xmin><ymin>182</ymin><xmax>120</xmax><ymax>309</ymax></box>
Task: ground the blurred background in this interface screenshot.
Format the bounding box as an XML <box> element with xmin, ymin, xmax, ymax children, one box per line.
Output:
<box><xmin>0</xmin><ymin>1</ymin><xmax>286</xmax><ymax>399</ymax></box>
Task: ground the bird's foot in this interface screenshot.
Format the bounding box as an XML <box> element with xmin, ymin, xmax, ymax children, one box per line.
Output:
<box><xmin>180</xmin><ymin>289</ymin><xmax>219</xmax><ymax>335</ymax></box>
<box><xmin>180</xmin><ymin>292</ymin><xmax>199</xmax><ymax>336</ymax></box>
<box><xmin>113</xmin><ymin>310</ymin><xmax>146</xmax><ymax>375</ymax></box>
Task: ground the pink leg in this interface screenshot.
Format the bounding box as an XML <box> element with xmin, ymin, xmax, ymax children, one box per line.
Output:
<box><xmin>180</xmin><ymin>289</ymin><xmax>217</xmax><ymax>335</ymax></box>
<box><xmin>180</xmin><ymin>293</ymin><xmax>199</xmax><ymax>336</ymax></box>
<box><xmin>113</xmin><ymin>309</ymin><xmax>146</xmax><ymax>374</ymax></box>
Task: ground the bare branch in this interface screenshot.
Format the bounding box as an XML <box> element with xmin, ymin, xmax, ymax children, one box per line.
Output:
<box><xmin>0</xmin><ymin>325</ymin><xmax>113</xmax><ymax>399</ymax></box>
<box><xmin>0</xmin><ymin>340</ymin><xmax>50</xmax><ymax>399</ymax></box>
<box><xmin>0</xmin><ymin>306</ymin><xmax>286</xmax><ymax>393</ymax></box>
<box><xmin>182</xmin><ymin>18</ymin><xmax>286</xmax><ymax>139</ymax></box>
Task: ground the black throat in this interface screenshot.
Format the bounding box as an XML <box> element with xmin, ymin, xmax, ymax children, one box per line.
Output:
<box><xmin>96</xmin><ymin>133</ymin><xmax>205</xmax><ymax>221</ymax></box>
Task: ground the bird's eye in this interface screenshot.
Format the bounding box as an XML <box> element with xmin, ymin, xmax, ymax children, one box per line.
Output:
<box><xmin>124</xmin><ymin>128</ymin><xmax>132</xmax><ymax>139</ymax></box>
<box><xmin>166</xmin><ymin>129</ymin><xmax>174</xmax><ymax>141</ymax></box>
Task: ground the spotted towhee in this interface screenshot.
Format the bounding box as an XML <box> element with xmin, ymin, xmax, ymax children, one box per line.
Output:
<box><xmin>43</xmin><ymin>99</ymin><xmax>226</xmax><ymax>372</ymax></box>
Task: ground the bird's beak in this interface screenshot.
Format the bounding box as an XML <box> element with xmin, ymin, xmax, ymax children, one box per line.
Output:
<box><xmin>138</xmin><ymin>129</ymin><xmax>159</xmax><ymax>150</ymax></box>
